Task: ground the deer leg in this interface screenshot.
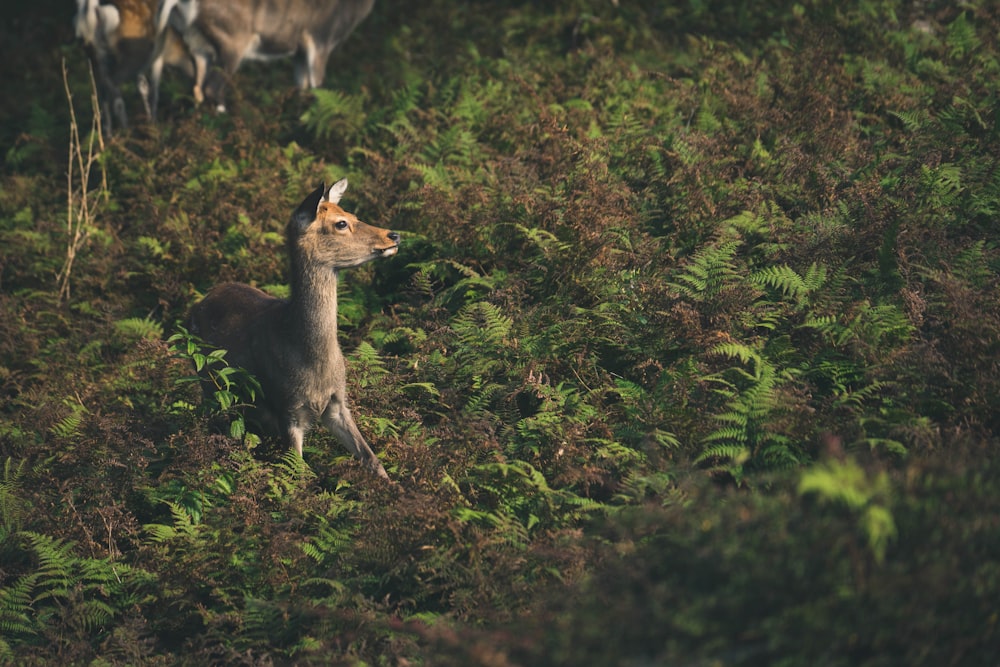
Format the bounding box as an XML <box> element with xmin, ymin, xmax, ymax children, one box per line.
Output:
<box><xmin>285</xmin><ymin>421</ymin><xmax>305</xmax><ymax>457</ymax></box>
<box><xmin>111</xmin><ymin>94</ymin><xmax>128</xmax><ymax>132</ymax></box>
<box><xmin>192</xmin><ymin>52</ymin><xmax>210</xmax><ymax>105</ymax></box>
<box><xmin>137</xmin><ymin>75</ymin><xmax>152</xmax><ymax>120</ymax></box>
<box><xmin>308</xmin><ymin>43</ymin><xmax>334</xmax><ymax>89</ymax></box>
<box><xmin>147</xmin><ymin>52</ymin><xmax>165</xmax><ymax>121</ymax></box>
<box><xmin>321</xmin><ymin>398</ymin><xmax>388</xmax><ymax>479</ymax></box>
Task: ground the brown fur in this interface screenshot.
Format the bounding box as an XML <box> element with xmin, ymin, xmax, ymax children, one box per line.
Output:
<box><xmin>188</xmin><ymin>180</ymin><xmax>399</xmax><ymax>479</ymax></box>
<box><xmin>74</xmin><ymin>0</ymin><xmax>193</xmax><ymax>134</ymax></box>
<box><xmin>157</xmin><ymin>0</ymin><xmax>374</xmax><ymax>109</ymax></box>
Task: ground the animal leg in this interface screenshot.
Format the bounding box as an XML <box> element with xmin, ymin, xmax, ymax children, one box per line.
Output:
<box><xmin>321</xmin><ymin>399</ymin><xmax>388</xmax><ymax>479</ymax></box>
<box><xmin>192</xmin><ymin>52</ymin><xmax>209</xmax><ymax>105</ymax></box>
<box><xmin>137</xmin><ymin>74</ymin><xmax>152</xmax><ymax>119</ymax></box>
<box><xmin>285</xmin><ymin>422</ymin><xmax>305</xmax><ymax>457</ymax></box>
<box><xmin>307</xmin><ymin>42</ymin><xmax>335</xmax><ymax>89</ymax></box>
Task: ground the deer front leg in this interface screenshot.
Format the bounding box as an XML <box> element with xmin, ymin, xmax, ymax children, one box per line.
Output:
<box><xmin>321</xmin><ymin>398</ymin><xmax>388</xmax><ymax>479</ymax></box>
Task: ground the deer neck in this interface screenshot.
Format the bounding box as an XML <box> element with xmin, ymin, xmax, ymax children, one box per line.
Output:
<box><xmin>288</xmin><ymin>259</ymin><xmax>341</xmax><ymax>355</ymax></box>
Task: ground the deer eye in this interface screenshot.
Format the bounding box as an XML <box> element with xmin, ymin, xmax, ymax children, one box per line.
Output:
<box><xmin>335</xmin><ymin>220</ymin><xmax>349</xmax><ymax>230</ymax></box>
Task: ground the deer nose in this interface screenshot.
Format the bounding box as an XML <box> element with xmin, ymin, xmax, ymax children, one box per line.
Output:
<box><xmin>388</xmin><ymin>232</ymin><xmax>400</xmax><ymax>243</ymax></box>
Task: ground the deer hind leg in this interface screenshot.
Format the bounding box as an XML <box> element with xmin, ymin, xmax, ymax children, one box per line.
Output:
<box><xmin>137</xmin><ymin>74</ymin><xmax>152</xmax><ymax>119</ymax></box>
<box><xmin>192</xmin><ymin>51</ymin><xmax>209</xmax><ymax>105</ymax></box>
<box><xmin>297</xmin><ymin>34</ymin><xmax>332</xmax><ymax>90</ymax></box>
<box><xmin>321</xmin><ymin>398</ymin><xmax>389</xmax><ymax>479</ymax></box>
<box><xmin>285</xmin><ymin>423</ymin><xmax>305</xmax><ymax>457</ymax></box>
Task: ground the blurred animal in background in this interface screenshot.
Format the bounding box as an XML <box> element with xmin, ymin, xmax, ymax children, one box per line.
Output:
<box><xmin>156</xmin><ymin>0</ymin><xmax>375</xmax><ymax>111</ymax></box>
<box><xmin>74</xmin><ymin>0</ymin><xmax>193</xmax><ymax>135</ymax></box>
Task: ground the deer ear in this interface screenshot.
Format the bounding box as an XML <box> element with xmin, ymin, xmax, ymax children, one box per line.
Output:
<box><xmin>290</xmin><ymin>183</ymin><xmax>326</xmax><ymax>232</ymax></box>
<box><xmin>326</xmin><ymin>178</ymin><xmax>348</xmax><ymax>205</ymax></box>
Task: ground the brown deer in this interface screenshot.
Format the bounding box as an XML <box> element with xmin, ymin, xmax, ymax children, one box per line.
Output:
<box><xmin>74</xmin><ymin>0</ymin><xmax>194</xmax><ymax>134</ymax></box>
<box><xmin>156</xmin><ymin>0</ymin><xmax>375</xmax><ymax>111</ymax></box>
<box><xmin>188</xmin><ymin>180</ymin><xmax>399</xmax><ymax>478</ymax></box>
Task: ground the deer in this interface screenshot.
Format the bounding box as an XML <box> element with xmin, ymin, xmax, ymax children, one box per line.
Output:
<box><xmin>155</xmin><ymin>0</ymin><xmax>375</xmax><ymax>111</ymax></box>
<box><xmin>187</xmin><ymin>179</ymin><xmax>399</xmax><ymax>479</ymax></box>
<box><xmin>74</xmin><ymin>0</ymin><xmax>194</xmax><ymax>135</ymax></box>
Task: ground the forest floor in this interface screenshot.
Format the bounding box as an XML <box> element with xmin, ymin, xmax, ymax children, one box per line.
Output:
<box><xmin>1</xmin><ymin>1</ymin><xmax>998</xmax><ymax>665</ymax></box>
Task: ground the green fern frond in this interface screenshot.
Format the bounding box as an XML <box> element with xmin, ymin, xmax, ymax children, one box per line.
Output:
<box><xmin>144</xmin><ymin>501</ymin><xmax>199</xmax><ymax>543</ymax></box>
<box><xmin>0</xmin><ymin>574</ymin><xmax>36</xmax><ymax>638</ymax></box>
<box><xmin>517</xmin><ymin>224</ymin><xmax>572</xmax><ymax>256</ymax></box>
<box><xmin>23</xmin><ymin>532</ymin><xmax>75</xmax><ymax>597</ymax></box>
<box><xmin>695</xmin><ymin>444</ymin><xmax>751</xmax><ymax>465</ymax></box>
<box><xmin>946</xmin><ymin>11</ymin><xmax>979</xmax><ymax>59</ymax></box>
<box><xmin>114</xmin><ymin>316</ymin><xmax>164</xmax><ymax>341</ymax></box>
<box><xmin>750</xmin><ymin>263</ymin><xmax>826</xmax><ymax>305</ymax></box>
<box><xmin>300</xmin><ymin>88</ymin><xmax>366</xmax><ymax>140</ymax></box>
<box><xmin>1</xmin><ymin>458</ymin><xmax>28</xmax><ymax>537</ymax></box>
<box><xmin>952</xmin><ymin>240</ymin><xmax>991</xmax><ymax>287</ymax></box>
<box><xmin>723</xmin><ymin>210</ymin><xmax>769</xmax><ymax>237</ymax></box>
<box><xmin>888</xmin><ymin>109</ymin><xmax>927</xmax><ymax>133</ymax></box>
<box><xmin>802</xmin><ymin>314</ymin><xmax>839</xmax><ymax>334</ymax></box>
<box><xmin>669</xmin><ymin>241</ymin><xmax>740</xmax><ymax>300</ymax></box>
<box><xmin>613</xmin><ymin>470</ymin><xmax>678</xmax><ymax>505</ymax></box>
<box><xmin>349</xmin><ymin>341</ymin><xmax>389</xmax><ymax>388</ymax></box>
<box><xmin>411</xmin><ymin>162</ymin><xmax>453</xmax><ymax>189</ymax></box>
<box><xmin>756</xmin><ymin>441</ymin><xmax>801</xmax><ymax>468</ymax></box>
<box><xmin>709</xmin><ymin>341</ymin><xmax>761</xmax><ymax>366</ymax></box>
<box><xmin>49</xmin><ymin>401</ymin><xmax>87</xmax><ymax>439</ymax></box>
<box><xmin>921</xmin><ymin>162</ymin><xmax>963</xmax><ymax>207</ymax></box>
<box><xmin>453</xmin><ymin>302</ymin><xmax>514</xmax><ymax>350</ymax></box>
<box><xmin>833</xmin><ymin>380</ymin><xmax>884</xmax><ymax>410</ymax></box>
<box><xmin>419</xmin><ymin>125</ymin><xmax>479</xmax><ymax>168</ymax></box>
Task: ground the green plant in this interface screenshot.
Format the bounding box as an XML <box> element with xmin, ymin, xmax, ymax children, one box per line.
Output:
<box><xmin>696</xmin><ymin>342</ymin><xmax>802</xmax><ymax>482</ymax></box>
<box><xmin>168</xmin><ymin>327</ymin><xmax>262</xmax><ymax>441</ymax></box>
<box><xmin>0</xmin><ymin>532</ymin><xmax>152</xmax><ymax>657</ymax></box>
<box><xmin>798</xmin><ymin>457</ymin><xmax>896</xmax><ymax>563</ymax></box>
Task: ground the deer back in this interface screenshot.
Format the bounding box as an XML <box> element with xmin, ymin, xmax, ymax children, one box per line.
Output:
<box><xmin>160</xmin><ymin>0</ymin><xmax>375</xmax><ymax>106</ymax></box>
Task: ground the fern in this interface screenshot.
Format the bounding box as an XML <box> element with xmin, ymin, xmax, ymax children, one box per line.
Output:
<box><xmin>48</xmin><ymin>400</ymin><xmax>87</xmax><ymax>440</ymax></box>
<box><xmin>888</xmin><ymin>109</ymin><xmax>926</xmax><ymax>133</ymax></box>
<box><xmin>0</xmin><ymin>573</ymin><xmax>36</xmax><ymax>640</ymax></box>
<box><xmin>464</xmin><ymin>378</ymin><xmax>505</xmax><ymax>416</ymax></box>
<box><xmin>951</xmin><ymin>240</ymin><xmax>992</xmax><ymax>288</ymax></box>
<box><xmin>267</xmin><ymin>450</ymin><xmax>315</xmax><ymax>498</ymax></box>
<box><xmin>921</xmin><ymin>162</ymin><xmax>963</xmax><ymax>210</ymax></box>
<box><xmin>144</xmin><ymin>501</ymin><xmax>201</xmax><ymax>542</ymax></box>
<box><xmin>12</xmin><ymin>532</ymin><xmax>147</xmax><ymax>642</ymax></box>
<box><xmin>750</xmin><ymin>262</ymin><xmax>826</xmax><ymax>306</ymax></box>
<box><xmin>669</xmin><ymin>241</ymin><xmax>740</xmax><ymax>301</ymax></box>
<box><xmin>802</xmin><ymin>301</ymin><xmax>912</xmax><ymax>355</ymax></box>
<box><xmin>799</xmin><ymin>458</ymin><xmax>896</xmax><ymax>563</ymax></box>
<box><xmin>459</xmin><ymin>460</ymin><xmax>607</xmax><ymax>544</ymax></box>
<box><xmin>300</xmin><ymin>88</ymin><xmax>367</xmax><ymax>140</ymax></box>
<box><xmin>945</xmin><ymin>11</ymin><xmax>979</xmax><ymax>59</ymax></box>
<box><xmin>114</xmin><ymin>316</ymin><xmax>164</xmax><ymax>342</ymax></box>
<box><xmin>517</xmin><ymin>224</ymin><xmax>572</xmax><ymax>257</ymax></box>
<box><xmin>348</xmin><ymin>341</ymin><xmax>389</xmax><ymax>388</ymax></box>
<box><xmin>452</xmin><ymin>302</ymin><xmax>514</xmax><ymax>356</ymax></box>
<box><xmin>697</xmin><ymin>342</ymin><xmax>802</xmax><ymax>478</ymax></box>
<box><xmin>0</xmin><ymin>458</ymin><xmax>28</xmax><ymax>540</ymax></box>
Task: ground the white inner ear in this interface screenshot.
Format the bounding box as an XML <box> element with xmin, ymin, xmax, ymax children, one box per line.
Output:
<box><xmin>327</xmin><ymin>178</ymin><xmax>348</xmax><ymax>205</ymax></box>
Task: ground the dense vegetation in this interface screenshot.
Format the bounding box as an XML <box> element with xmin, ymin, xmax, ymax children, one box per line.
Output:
<box><xmin>2</xmin><ymin>0</ymin><xmax>999</xmax><ymax>664</ymax></box>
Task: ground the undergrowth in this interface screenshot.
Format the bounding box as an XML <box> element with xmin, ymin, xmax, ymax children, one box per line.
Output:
<box><xmin>1</xmin><ymin>0</ymin><xmax>998</xmax><ymax>664</ymax></box>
